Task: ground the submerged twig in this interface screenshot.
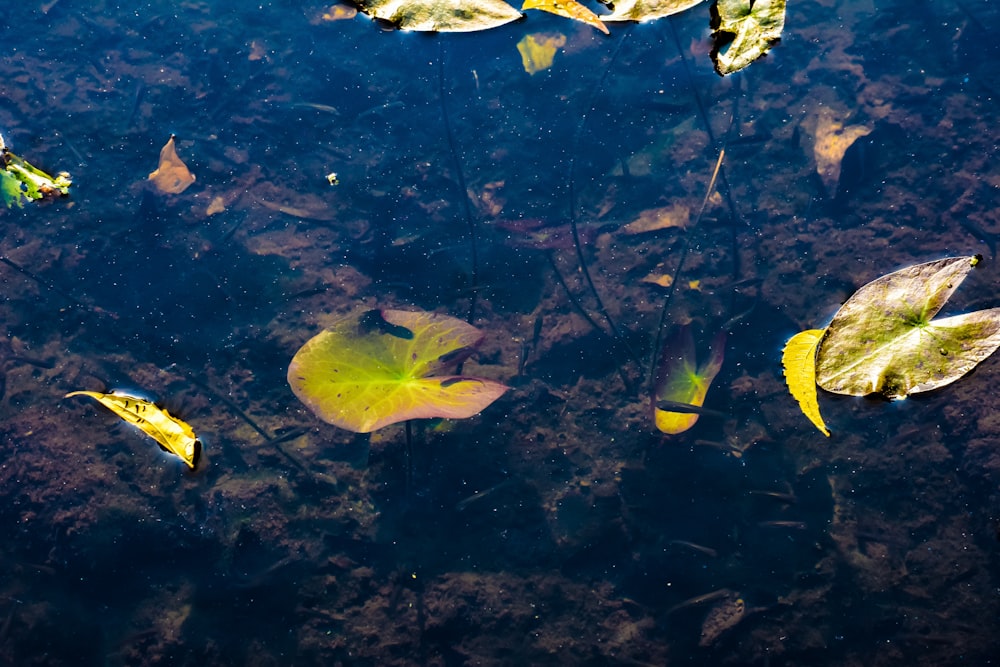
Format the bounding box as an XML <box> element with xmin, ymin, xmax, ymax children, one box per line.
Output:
<box><xmin>565</xmin><ymin>31</ymin><xmax>642</xmax><ymax>368</ymax></box>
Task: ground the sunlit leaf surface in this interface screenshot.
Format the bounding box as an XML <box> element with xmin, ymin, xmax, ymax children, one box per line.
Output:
<box><xmin>352</xmin><ymin>0</ymin><xmax>523</xmax><ymax>32</ymax></box>
<box><xmin>522</xmin><ymin>0</ymin><xmax>608</xmax><ymax>34</ymax></box>
<box><xmin>600</xmin><ymin>0</ymin><xmax>705</xmax><ymax>22</ymax></box>
<box><xmin>816</xmin><ymin>256</ymin><xmax>1000</xmax><ymax>399</ymax></box>
<box><xmin>782</xmin><ymin>329</ymin><xmax>830</xmax><ymax>437</ymax></box>
<box><xmin>65</xmin><ymin>390</ymin><xmax>202</xmax><ymax>469</ymax></box>
<box><xmin>288</xmin><ymin>309</ymin><xmax>509</xmax><ymax>433</ymax></box>
<box><xmin>710</xmin><ymin>0</ymin><xmax>785</xmax><ymax>75</ymax></box>
<box><xmin>653</xmin><ymin>326</ymin><xmax>726</xmax><ymax>435</ymax></box>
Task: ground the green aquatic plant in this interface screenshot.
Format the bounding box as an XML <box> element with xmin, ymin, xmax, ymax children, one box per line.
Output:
<box><xmin>0</xmin><ymin>135</ymin><xmax>71</xmax><ymax>208</ymax></box>
<box><xmin>288</xmin><ymin>309</ymin><xmax>509</xmax><ymax>433</ymax></box>
<box><xmin>783</xmin><ymin>256</ymin><xmax>1000</xmax><ymax>435</ymax></box>
<box><xmin>652</xmin><ymin>325</ymin><xmax>726</xmax><ymax>435</ymax></box>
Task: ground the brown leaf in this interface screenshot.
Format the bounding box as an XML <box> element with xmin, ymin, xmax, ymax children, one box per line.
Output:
<box><xmin>621</xmin><ymin>203</ymin><xmax>690</xmax><ymax>234</ymax></box>
<box><xmin>811</xmin><ymin>108</ymin><xmax>872</xmax><ymax>196</ymax></box>
<box><xmin>148</xmin><ymin>135</ymin><xmax>196</xmax><ymax>194</ymax></box>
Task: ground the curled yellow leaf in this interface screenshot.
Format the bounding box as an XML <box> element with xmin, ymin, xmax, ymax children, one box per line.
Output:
<box><xmin>65</xmin><ymin>390</ymin><xmax>202</xmax><ymax>469</ymax></box>
<box><xmin>781</xmin><ymin>329</ymin><xmax>830</xmax><ymax>437</ymax></box>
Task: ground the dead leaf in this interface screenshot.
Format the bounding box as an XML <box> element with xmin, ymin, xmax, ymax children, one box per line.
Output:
<box><xmin>148</xmin><ymin>135</ymin><xmax>196</xmax><ymax>194</ymax></box>
<box><xmin>812</xmin><ymin>108</ymin><xmax>872</xmax><ymax>196</ymax></box>
<box><xmin>468</xmin><ymin>180</ymin><xmax>506</xmax><ymax>217</ymax></box>
<box><xmin>622</xmin><ymin>203</ymin><xmax>690</xmax><ymax>234</ymax></box>
<box><xmin>322</xmin><ymin>4</ymin><xmax>358</xmax><ymax>20</ymax></box>
<box><xmin>522</xmin><ymin>0</ymin><xmax>609</xmax><ymax>34</ymax></box>
<box><xmin>206</xmin><ymin>196</ymin><xmax>227</xmax><ymax>216</ymax></box>
<box><xmin>600</xmin><ymin>0</ymin><xmax>705</xmax><ymax>22</ymax></box>
<box><xmin>517</xmin><ymin>33</ymin><xmax>567</xmax><ymax>75</ymax></box>
<box><xmin>642</xmin><ymin>272</ymin><xmax>674</xmax><ymax>287</ymax></box>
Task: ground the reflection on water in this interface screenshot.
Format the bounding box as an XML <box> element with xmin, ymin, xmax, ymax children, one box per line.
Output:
<box><xmin>1</xmin><ymin>1</ymin><xmax>999</xmax><ymax>664</ymax></box>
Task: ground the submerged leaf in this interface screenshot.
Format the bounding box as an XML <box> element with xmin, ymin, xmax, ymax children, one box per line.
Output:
<box><xmin>621</xmin><ymin>203</ymin><xmax>690</xmax><ymax>234</ymax></box>
<box><xmin>653</xmin><ymin>326</ymin><xmax>726</xmax><ymax>435</ymax></box>
<box><xmin>148</xmin><ymin>135</ymin><xmax>196</xmax><ymax>194</ymax></box>
<box><xmin>517</xmin><ymin>33</ymin><xmax>567</xmax><ymax>74</ymax></box>
<box><xmin>352</xmin><ymin>0</ymin><xmax>523</xmax><ymax>32</ymax></box>
<box><xmin>522</xmin><ymin>0</ymin><xmax>608</xmax><ymax>34</ymax></box>
<box><xmin>812</xmin><ymin>108</ymin><xmax>872</xmax><ymax>196</ymax></box>
<box><xmin>782</xmin><ymin>329</ymin><xmax>830</xmax><ymax>437</ymax></box>
<box><xmin>288</xmin><ymin>309</ymin><xmax>509</xmax><ymax>433</ymax></box>
<box><xmin>817</xmin><ymin>256</ymin><xmax>1000</xmax><ymax>399</ymax></box>
<box><xmin>600</xmin><ymin>0</ymin><xmax>705</xmax><ymax>22</ymax></box>
<box><xmin>710</xmin><ymin>0</ymin><xmax>785</xmax><ymax>76</ymax></box>
<box><xmin>65</xmin><ymin>390</ymin><xmax>202</xmax><ymax>469</ymax></box>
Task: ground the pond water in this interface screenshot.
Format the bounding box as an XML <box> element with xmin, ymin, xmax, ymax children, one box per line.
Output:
<box><xmin>2</xmin><ymin>1</ymin><xmax>999</xmax><ymax>665</ymax></box>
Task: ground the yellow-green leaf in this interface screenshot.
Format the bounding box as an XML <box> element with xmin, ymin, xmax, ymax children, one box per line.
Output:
<box><xmin>65</xmin><ymin>390</ymin><xmax>202</xmax><ymax>469</ymax></box>
<box><xmin>710</xmin><ymin>0</ymin><xmax>786</xmax><ymax>76</ymax></box>
<box><xmin>781</xmin><ymin>329</ymin><xmax>830</xmax><ymax>437</ymax></box>
<box><xmin>816</xmin><ymin>256</ymin><xmax>1000</xmax><ymax>399</ymax></box>
<box><xmin>517</xmin><ymin>33</ymin><xmax>567</xmax><ymax>74</ymax></box>
<box><xmin>288</xmin><ymin>309</ymin><xmax>509</xmax><ymax>433</ymax></box>
<box><xmin>653</xmin><ymin>326</ymin><xmax>725</xmax><ymax>435</ymax></box>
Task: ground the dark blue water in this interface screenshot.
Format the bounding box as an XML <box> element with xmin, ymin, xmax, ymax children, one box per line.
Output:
<box><xmin>1</xmin><ymin>1</ymin><xmax>999</xmax><ymax>664</ymax></box>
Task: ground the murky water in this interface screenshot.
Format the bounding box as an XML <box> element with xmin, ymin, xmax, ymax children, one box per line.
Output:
<box><xmin>1</xmin><ymin>1</ymin><xmax>999</xmax><ymax>664</ymax></box>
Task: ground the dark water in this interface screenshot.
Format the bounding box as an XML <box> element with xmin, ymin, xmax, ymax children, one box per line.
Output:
<box><xmin>2</xmin><ymin>1</ymin><xmax>1000</xmax><ymax>665</ymax></box>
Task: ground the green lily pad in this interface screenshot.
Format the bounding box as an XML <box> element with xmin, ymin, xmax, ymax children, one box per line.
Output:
<box><xmin>288</xmin><ymin>309</ymin><xmax>509</xmax><ymax>433</ymax></box>
<box><xmin>352</xmin><ymin>0</ymin><xmax>523</xmax><ymax>32</ymax></box>
<box><xmin>710</xmin><ymin>0</ymin><xmax>786</xmax><ymax>76</ymax></box>
<box><xmin>816</xmin><ymin>256</ymin><xmax>1000</xmax><ymax>399</ymax></box>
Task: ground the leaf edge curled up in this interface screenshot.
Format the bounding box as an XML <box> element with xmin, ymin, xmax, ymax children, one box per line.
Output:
<box><xmin>782</xmin><ymin>328</ymin><xmax>830</xmax><ymax>437</ymax></box>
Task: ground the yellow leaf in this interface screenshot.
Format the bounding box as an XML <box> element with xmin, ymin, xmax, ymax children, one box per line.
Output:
<box><xmin>522</xmin><ymin>0</ymin><xmax>609</xmax><ymax>34</ymax></box>
<box><xmin>65</xmin><ymin>390</ymin><xmax>203</xmax><ymax>469</ymax></box>
<box><xmin>148</xmin><ymin>135</ymin><xmax>196</xmax><ymax>194</ymax></box>
<box><xmin>781</xmin><ymin>329</ymin><xmax>830</xmax><ymax>437</ymax></box>
<box><xmin>517</xmin><ymin>33</ymin><xmax>567</xmax><ymax>75</ymax></box>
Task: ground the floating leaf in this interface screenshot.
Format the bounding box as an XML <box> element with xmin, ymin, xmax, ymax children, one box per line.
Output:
<box><xmin>352</xmin><ymin>0</ymin><xmax>523</xmax><ymax>32</ymax></box>
<box><xmin>621</xmin><ymin>203</ymin><xmax>690</xmax><ymax>234</ymax></box>
<box><xmin>710</xmin><ymin>0</ymin><xmax>785</xmax><ymax>76</ymax></box>
<box><xmin>600</xmin><ymin>0</ymin><xmax>705</xmax><ymax>22</ymax></box>
<box><xmin>65</xmin><ymin>390</ymin><xmax>202</xmax><ymax>469</ymax></box>
<box><xmin>812</xmin><ymin>108</ymin><xmax>872</xmax><ymax>196</ymax></box>
<box><xmin>653</xmin><ymin>326</ymin><xmax>726</xmax><ymax>435</ymax></box>
<box><xmin>1</xmin><ymin>144</ymin><xmax>71</xmax><ymax>208</ymax></box>
<box><xmin>816</xmin><ymin>256</ymin><xmax>1000</xmax><ymax>399</ymax></box>
<box><xmin>522</xmin><ymin>0</ymin><xmax>608</xmax><ymax>34</ymax></box>
<box><xmin>148</xmin><ymin>135</ymin><xmax>196</xmax><ymax>194</ymax></box>
<box><xmin>781</xmin><ymin>329</ymin><xmax>830</xmax><ymax>437</ymax></box>
<box><xmin>517</xmin><ymin>33</ymin><xmax>567</xmax><ymax>75</ymax></box>
<box><xmin>288</xmin><ymin>309</ymin><xmax>509</xmax><ymax>433</ymax></box>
